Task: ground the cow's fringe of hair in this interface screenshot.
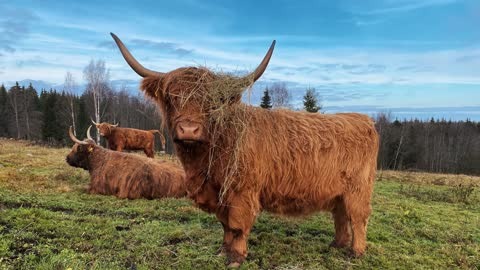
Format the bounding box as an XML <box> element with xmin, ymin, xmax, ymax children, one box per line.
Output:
<box><xmin>185</xmin><ymin>70</ymin><xmax>255</xmax><ymax>201</ymax></box>
<box><xmin>145</xmin><ymin>67</ymin><xmax>255</xmax><ymax>201</ymax></box>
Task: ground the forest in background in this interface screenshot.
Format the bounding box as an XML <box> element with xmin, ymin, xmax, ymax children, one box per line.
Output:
<box><xmin>1</xmin><ymin>60</ymin><xmax>479</xmax><ymax>175</ymax></box>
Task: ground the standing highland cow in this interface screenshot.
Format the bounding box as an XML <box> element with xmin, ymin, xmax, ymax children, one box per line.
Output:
<box><xmin>111</xmin><ymin>33</ymin><xmax>379</xmax><ymax>267</ymax></box>
<box><xmin>66</xmin><ymin>126</ymin><xmax>186</xmax><ymax>199</ymax></box>
<box><xmin>92</xmin><ymin>120</ymin><xmax>166</xmax><ymax>158</ymax></box>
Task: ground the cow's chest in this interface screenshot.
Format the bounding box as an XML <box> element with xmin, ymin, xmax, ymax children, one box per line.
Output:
<box><xmin>186</xmin><ymin>177</ymin><xmax>219</xmax><ymax>213</ymax></box>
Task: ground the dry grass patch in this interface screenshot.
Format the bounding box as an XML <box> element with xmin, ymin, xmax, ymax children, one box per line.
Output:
<box><xmin>378</xmin><ymin>170</ymin><xmax>480</xmax><ymax>187</ymax></box>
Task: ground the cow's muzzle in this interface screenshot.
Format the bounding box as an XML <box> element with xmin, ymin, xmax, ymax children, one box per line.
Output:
<box><xmin>174</xmin><ymin>121</ymin><xmax>204</xmax><ymax>144</ymax></box>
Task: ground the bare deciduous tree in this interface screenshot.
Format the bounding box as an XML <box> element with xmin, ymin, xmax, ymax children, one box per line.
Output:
<box><xmin>7</xmin><ymin>83</ymin><xmax>21</xmax><ymax>139</ymax></box>
<box><xmin>270</xmin><ymin>82</ymin><xmax>291</xmax><ymax>109</ymax></box>
<box><xmin>63</xmin><ymin>72</ymin><xmax>77</xmax><ymax>135</ymax></box>
<box><xmin>83</xmin><ymin>60</ymin><xmax>110</xmax><ymax>143</ymax></box>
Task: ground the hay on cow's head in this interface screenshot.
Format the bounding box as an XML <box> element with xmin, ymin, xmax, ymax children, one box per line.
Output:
<box><xmin>176</xmin><ymin>68</ymin><xmax>256</xmax><ymax>201</ymax></box>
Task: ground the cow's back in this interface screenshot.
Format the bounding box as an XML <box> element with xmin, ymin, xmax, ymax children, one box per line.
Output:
<box><xmin>111</xmin><ymin>128</ymin><xmax>154</xmax><ymax>150</ymax></box>
<box><xmin>241</xmin><ymin>108</ymin><xmax>378</xmax><ymax>215</ymax></box>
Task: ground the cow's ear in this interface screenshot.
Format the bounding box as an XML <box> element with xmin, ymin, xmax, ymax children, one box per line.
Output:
<box><xmin>141</xmin><ymin>76</ymin><xmax>164</xmax><ymax>100</ymax></box>
<box><xmin>229</xmin><ymin>93</ymin><xmax>242</xmax><ymax>105</ymax></box>
<box><xmin>87</xmin><ymin>145</ymin><xmax>94</xmax><ymax>153</ymax></box>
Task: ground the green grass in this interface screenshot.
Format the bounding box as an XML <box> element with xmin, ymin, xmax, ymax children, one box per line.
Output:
<box><xmin>0</xmin><ymin>139</ymin><xmax>479</xmax><ymax>269</ymax></box>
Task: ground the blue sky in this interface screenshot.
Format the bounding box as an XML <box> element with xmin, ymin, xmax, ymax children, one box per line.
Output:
<box><xmin>1</xmin><ymin>0</ymin><xmax>479</xmax><ymax>120</ymax></box>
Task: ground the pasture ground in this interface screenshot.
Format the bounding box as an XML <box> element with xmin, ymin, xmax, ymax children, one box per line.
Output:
<box><xmin>0</xmin><ymin>139</ymin><xmax>479</xmax><ymax>269</ymax></box>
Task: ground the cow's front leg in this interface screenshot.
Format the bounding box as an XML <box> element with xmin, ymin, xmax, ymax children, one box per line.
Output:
<box><xmin>215</xmin><ymin>212</ymin><xmax>233</xmax><ymax>257</ymax></box>
<box><xmin>217</xmin><ymin>222</ymin><xmax>234</xmax><ymax>256</ymax></box>
<box><xmin>225</xmin><ymin>193</ymin><xmax>258</xmax><ymax>268</ymax></box>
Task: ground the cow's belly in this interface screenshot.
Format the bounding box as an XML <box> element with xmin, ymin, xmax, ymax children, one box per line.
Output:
<box><xmin>260</xmin><ymin>187</ymin><xmax>340</xmax><ymax>216</ymax></box>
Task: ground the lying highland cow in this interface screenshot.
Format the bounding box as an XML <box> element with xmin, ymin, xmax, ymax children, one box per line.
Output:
<box><xmin>66</xmin><ymin>126</ymin><xmax>186</xmax><ymax>199</ymax></box>
<box><xmin>112</xmin><ymin>33</ymin><xmax>379</xmax><ymax>267</ymax></box>
<box><xmin>92</xmin><ymin>120</ymin><xmax>166</xmax><ymax>158</ymax></box>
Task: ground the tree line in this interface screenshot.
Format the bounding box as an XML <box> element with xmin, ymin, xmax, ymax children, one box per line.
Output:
<box><xmin>0</xmin><ymin>81</ymin><xmax>171</xmax><ymax>151</ymax></box>
<box><xmin>0</xmin><ymin>59</ymin><xmax>170</xmax><ymax>153</ymax></box>
<box><xmin>1</xmin><ymin>60</ymin><xmax>479</xmax><ymax>175</ymax></box>
<box><xmin>375</xmin><ymin>113</ymin><xmax>480</xmax><ymax>175</ymax></box>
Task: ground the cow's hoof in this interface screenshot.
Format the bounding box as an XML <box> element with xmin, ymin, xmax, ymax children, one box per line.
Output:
<box><xmin>216</xmin><ymin>247</ymin><xmax>226</xmax><ymax>257</ymax></box>
<box><xmin>227</xmin><ymin>262</ymin><xmax>241</xmax><ymax>268</ymax></box>
<box><xmin>329</xmin><ymin>240</ymin><xmax>348</xmax><ymax>249</ymax></box>
<box><xmin>349</xmin><ymin>249</ymin><xmax>365</xmax><ymax>258</ymax></box>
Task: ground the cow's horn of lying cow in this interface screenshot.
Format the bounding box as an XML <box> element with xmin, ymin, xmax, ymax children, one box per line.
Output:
<box><xmin>91</xmin><ymin>118</ymin><xmax>99</xmax><ymax>125</ymax></box>
<box><xmin>111</xmin><ymin>123</ymin><xmax>118</xmax><ymax>127</ymax></box>
<box><xmin>110</xmin><ymin>32</ymin><xmax>275</xmax><ymax>85</ymax></box>
<box><xmin>86</xmin><ymin>125</ymin><xmax>94</xmax><ymax>141</ymax></box>
<box><xmin>69</xmin><ymin>126</ymin><xmax>87</xmax><ymax>145</ymax></box>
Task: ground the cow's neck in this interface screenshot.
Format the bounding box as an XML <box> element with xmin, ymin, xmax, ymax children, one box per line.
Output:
<box><xmin>87</xmin><ymin>147</ymin><xmax>109</xmax><ymax>172</ymax></box>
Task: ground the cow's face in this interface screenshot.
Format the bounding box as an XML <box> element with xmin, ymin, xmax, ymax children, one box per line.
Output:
<box><xmin>96</xmin><ymin>123</ymin><xmax>113</xmax><ymax>137</ymax></box>
<box><xmin>66</xmin><ymin>142</ymin><xmax>95</xmax><ymax>170</ymax></box>
<box><xmin>66</xmin><ymin>126</ymin><xmax>96</xmax><ymax>170</ymax></box>
<box><xmin>142</xmin><ymin>68</ymin><xmax>243</xmax><ymax>146</ymax></box>
<box><xmin>111</xmin><ymin>33</ymin><xmax>275</xmax><ymax>147</ymax></box>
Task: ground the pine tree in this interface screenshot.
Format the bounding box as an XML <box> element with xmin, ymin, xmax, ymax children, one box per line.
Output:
<box><xmin>22</xmin><ymin>83</ymin><xmax>40</xmax><ymax>140</ymax></box>
<box><xmin>303</xmin><ymin>87</ymin><xmax>320</xmax><ymax>113</ymax></box>
<box><xmin>0</xmin><ymin>84</ymin><xmax>8</xmax><ymax>136</ymax></box>
<box><xmin>76</xmin><ymin>96</ymin><xmax>90</xmax><ymax>140</ymax></box>
<box><xmin>260</xmin><ymin>87</ymin><xmax>272</xmax><ymax>109</ymax></box>
<box><xmin>42</xmin><ymin>90</ymin><xmax>64</xmax><ymax>142</ymax></box>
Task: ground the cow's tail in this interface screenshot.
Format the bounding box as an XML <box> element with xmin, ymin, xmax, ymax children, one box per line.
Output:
<box><xmin>149</xmin><ymin>130</ymin><xmax>166</xmax><ymax>149</ymax></box>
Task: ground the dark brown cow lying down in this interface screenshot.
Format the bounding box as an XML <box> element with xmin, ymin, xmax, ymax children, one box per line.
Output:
<box><xmin>112</xmin><ymin>33</ymin><xmax>379</xmax><ymax>267</ymax></box>
<box><xmin>92</xmin><ymin>120</ymin><xmax>166</xmax><ymax>158</ymax></box>
<box><xmin>66</xmin><ymin>126</ymin><xmax>186</xmax><ymax>199</ymax></box>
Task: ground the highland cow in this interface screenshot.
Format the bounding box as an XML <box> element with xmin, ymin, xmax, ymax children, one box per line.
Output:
<box><xmin>92</xmin><ymin>120</ymin><xmax>166</xmax><ymax>158</ymax></box>
<box><xmin>111</xmin><ymin>33</ymin><xmax>379</xmax><ymax>267</ymax></box>
<box><xmin>66</xmin><ymin>126</ymin><xmax>186</xmax><ymax>199</ymax></box>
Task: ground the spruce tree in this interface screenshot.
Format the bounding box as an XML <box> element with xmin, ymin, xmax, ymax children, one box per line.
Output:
<box><xmin>42</xmin><ymin>90</ymin><xmax>63</xmax><ymax>142</ymax></box>
<box><xmin>260</xmin><ymin>87</ymin><xmax>272</xmax><ymax>109</ymax></box>
<box><xmin>76</xmin><ymin>96</ymin><xmax>90</xmax><ymax>140</ymax></box>
<box><xmin>303</xmin><ymin>87</ymin><xmax>320</xmax><ymax>113</ymax></box>
<box><xmin>0</xmin><ymin>85</ymin><xmax>8</xmax><ymax>136</ymax></box>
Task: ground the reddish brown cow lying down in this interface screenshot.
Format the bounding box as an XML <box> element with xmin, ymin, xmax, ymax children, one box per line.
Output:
<box><xmin>92</xmin><ymin>120</ymin><xmax>166</xmax><ymax>158</ymax></box>
<box><xmin>66</xmin><ymin>126</ymin><xmax>186</xmax><ymax>199</ymax></box>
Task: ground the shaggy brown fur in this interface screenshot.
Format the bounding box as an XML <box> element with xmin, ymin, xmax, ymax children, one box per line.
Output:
<box><xmin>139</xmin><ymin>69</ymin><xmax>379</xmax><ymax>266</ymax></box>
<box><xmin>95</xmin><ymin>122</ymin><xmax>165</xmax><ymax>158</ymax></box>
<box><xmin>66</xmin><ymin>138</ymin><xmax>186</xmax><ymax>199</ymax></box>
<box><xmin>113</xmin><ymin>39</ymin><xmax>378</xmax><ymax>266</ymax></box>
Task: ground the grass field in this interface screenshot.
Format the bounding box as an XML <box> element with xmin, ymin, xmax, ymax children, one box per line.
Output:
<box><xmin>0</xmin><ymin>139</ymin><xmax>479</xmax><ymax>269</ymax></box>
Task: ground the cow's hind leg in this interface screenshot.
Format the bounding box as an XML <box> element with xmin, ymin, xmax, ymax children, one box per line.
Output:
<box><xmin>144</xmin><ymin>143</ymin><xmax>155</xmax><ymax>158</ymax></box>
<box><xmin>343</xmin><ymin>181</ymin><xmax>374</xmax><ymax>257</ymax></box>
<box><xmin>330</xmin><ymin>196</ymin><xmax>351</xmax><ymax>249</ymax></box>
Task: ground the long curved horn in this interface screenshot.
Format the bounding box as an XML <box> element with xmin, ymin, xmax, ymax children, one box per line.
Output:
<box><xmin>86</xmin><ymin>125</ymin><xmax>94</xmax><ymax>141</ymax></box>
<box><xmin>111</xmin><ymin>123</ymin><xmax>118</xmax><ymax>127</ymax></box>
<box><xmin>110</xmin><ymin>33</ymin><xmax>165</xmax><ymax>78</ymax></box>
<box><xmin>91</xmin><ymin>118</ymin><xmax>99</xmax><ymax>125</ymax></box>
<box><xmin>69</xmin><ymin>126</ymin><xmax>87</xmax><ymax>145</ymax></box>
<box><xmin>244</xmin><ymin>40</ymin><xmax>276</xmax><ymax>83</ymax></box>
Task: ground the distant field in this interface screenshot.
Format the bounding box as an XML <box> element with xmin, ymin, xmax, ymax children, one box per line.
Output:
<box><xmin>0</xmin><ymin>139</ymin><xmax>479</xmax><ymax>269</ymax></box>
